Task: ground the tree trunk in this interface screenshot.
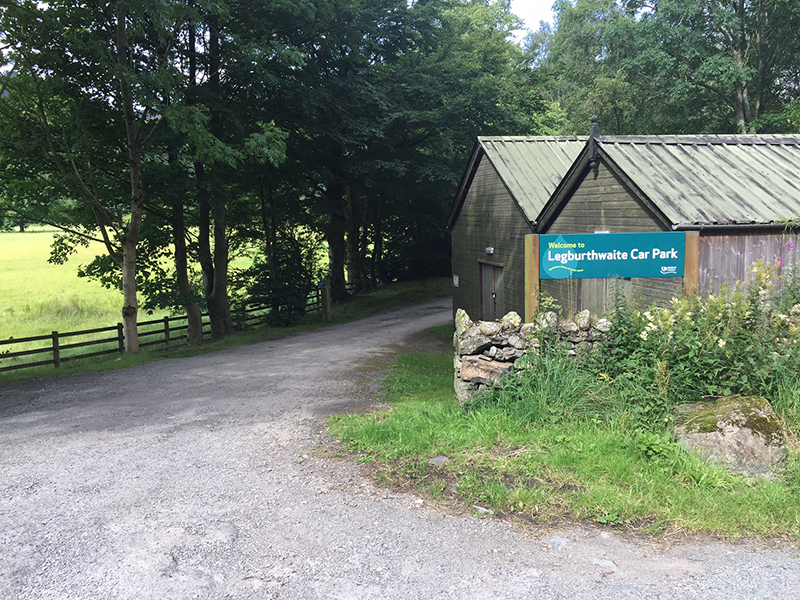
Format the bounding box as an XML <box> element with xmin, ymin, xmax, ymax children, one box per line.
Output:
<box><xmin>116</xmin><ymin>4</ymin><xmax>143</xmax><ymax>353</ymax></box>
<box><xmin>259</xmin><ymin>184</ymin><xmax>280</xmax><ymax>312</ymax></box>
<box><xmin>208</xmin><ymin>187</ymin><xmax>234</xmax><ymax>338</ymax></box>
<box><xmin>171</xmin><ymin>194</ymin><xmax>203</xmax><ymax>345</ymax></box>
<box><xmin>202</xmin><ymin>13</ymin><xmax>234</xmax><ymax>338</ymax></box>
<box><xmin>326</xmin><ymin>181</ymin><xmax>350</xmax><ymax>303</ymax></box>
<box><xmin>733</xmin><ymin>82</ymin><xmax>750</xmax><ymax>134</ymax></box>
<box><xmin>371</xmin><ymin>199</ymin><xmax>383</xmax><ymax>285</ymax></box>
<box><xmin>343</xmin><ymin>182</ymin><xmax>365</xmax><ymax>294</ymax></box>
<box><xmin>196</xmin><ymin>162</ymin><xmax>214</xmax><ymax>299</ymax></box>
<box><xmin>120</xmin><ymin>235</ymin><xmax>139</xmax><ymax>353</ymax></box>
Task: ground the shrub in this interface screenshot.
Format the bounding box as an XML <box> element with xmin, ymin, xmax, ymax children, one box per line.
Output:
<box><xmin>591</xmin><ymin>260</ymin><xmax>800</xmax><ymax>417</ymax></box>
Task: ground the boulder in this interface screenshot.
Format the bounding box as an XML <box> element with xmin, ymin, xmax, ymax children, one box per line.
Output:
<box><xmin>455</xmin><ymin>308</ymin><xmax>473</xmax><ymax>337</ymax></box>
<box><xmin>673</xmin><ymin>396</ymin><xmax>786</xmax><ymax>478</ymax></box>
<box><xmin>460</xmin><ymin>356</ymin><xmax>511</xmax><ymax>385</ymax></box>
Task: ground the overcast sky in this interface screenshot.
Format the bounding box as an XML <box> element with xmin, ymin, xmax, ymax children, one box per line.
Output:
<box><xmin>509</xmin><ymin>0</ymin><xmax>555</xmax><ymax>31</ymax></box>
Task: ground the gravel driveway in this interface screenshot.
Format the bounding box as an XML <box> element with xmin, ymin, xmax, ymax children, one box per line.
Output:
<box><xmin>1</xmin><ymin>299</ymin><xmax>799</xmax><ymax>599</ymax></box>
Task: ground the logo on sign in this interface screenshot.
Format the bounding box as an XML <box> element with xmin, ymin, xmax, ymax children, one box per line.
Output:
<box><xmin>661</xmin><ymin>266</ymin><xmax>678</xmax><ymax>275</ymax></box>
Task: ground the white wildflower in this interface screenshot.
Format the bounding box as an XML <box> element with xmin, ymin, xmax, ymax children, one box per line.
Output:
<box><xmin>717</xmin><ymin>339</ymin><xmax>726</xmax><ymax>348</ymax></box>
<box><xmin>640</xmin><ymin>331</ymin><xmax>648</xmax><ymax>341</ymax></box>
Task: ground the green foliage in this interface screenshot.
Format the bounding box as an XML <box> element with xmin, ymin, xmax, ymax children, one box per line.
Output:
<box><xmin>591</xmin><ymin>261</ymin><xmax>800</xmax><ymax>414</ymax></box>
<box><xmin>536</xmin><ymin>0</ymin><xmax>800</xmax><ymax>134</ymax></box>
<box><xmin>240</xmin><ymin>239</ymin><xmax>320</xmax><ymax>327</ymax></box>
<box><xmin>471</xmin><ymin>346</ymin><xmax>605</xmax><ymax>425</ymax></box>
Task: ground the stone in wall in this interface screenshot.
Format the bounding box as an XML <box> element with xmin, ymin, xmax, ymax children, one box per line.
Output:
<box><xmin>575</xmin><ymin>309</ymin><xmax>591</xmax><ymax>331</ymax></box>
<box><xmin>454</xmin><ymin>324</ymin><xmax>492</xmax><ymax>356</ymax></box>
<box><xmin>455</xmin><ymin>308</ymin><xmax>473</xmax><ymax>336</ymax></box>
<box><xmin>460</xmin><ymin>355</ymin><xmax>512</xmax><ymax>385</ymax></box>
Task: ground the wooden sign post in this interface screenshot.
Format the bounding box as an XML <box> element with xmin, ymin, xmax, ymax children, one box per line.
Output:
<box><xmin>524</xmin><ymin>235</ymin><xmax>540</xmax><ymax>323</ymax></box>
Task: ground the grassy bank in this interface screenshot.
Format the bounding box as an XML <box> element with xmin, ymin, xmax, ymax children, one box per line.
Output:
<box><xmin>329</xmin><ymin>324</ymin><xmax>800</xmax><ymax>539</ymax></box>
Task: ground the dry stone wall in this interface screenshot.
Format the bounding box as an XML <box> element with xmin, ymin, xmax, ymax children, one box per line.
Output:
<box><xmin>453</xmin><ymin>308</ymin><xmax>611</xmax><ymax>404</ymax></box>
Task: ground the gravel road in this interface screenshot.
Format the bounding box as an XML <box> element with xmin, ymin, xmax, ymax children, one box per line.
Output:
<box><xmin>1</xmin><ymin>299</ymin><xmax>799</xmax><ymax>599</ymax></box>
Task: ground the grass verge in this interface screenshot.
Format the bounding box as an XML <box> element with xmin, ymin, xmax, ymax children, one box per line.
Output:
<box><xmin>328</xmin><ymin>325</ymin><xmax>800</xmax><ymax>540</ymax></box>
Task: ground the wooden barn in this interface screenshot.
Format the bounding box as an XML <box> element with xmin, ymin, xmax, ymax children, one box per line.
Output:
<box><xmin>446</xmin><ymin>136</ymin><xmax>586</xmax><ymax>320</ymax></box>
<box><xmin>449</xmin><ymin>134</ymin><xmax>800</xmax><ymax>319</ymax></box>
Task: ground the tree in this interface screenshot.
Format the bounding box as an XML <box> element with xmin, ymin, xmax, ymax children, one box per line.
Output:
<box><xmin>633</xmin><ymin>0</ymin><xmax>800</xmax><ymax>133</ymax></box>
<box><xmin>536</xmin><ymin>0</ymin><xmax>800</xmax><ymax>134</ymax></box>
<box><xmin>0</xmin><ymin>0</ymin><xmax>193</xmax><ymax>351</ymax></box>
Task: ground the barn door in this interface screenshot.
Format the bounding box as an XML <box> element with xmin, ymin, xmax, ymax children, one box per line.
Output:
<box><xmin>480</xmin><ymin>264</ymin><xmax>504</xmax><ymax>321</ymax></box>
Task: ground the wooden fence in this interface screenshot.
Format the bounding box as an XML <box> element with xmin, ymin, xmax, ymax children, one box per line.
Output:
<box><xmin>0</xmin><ymin>288</ymin><xmax>326</xmax><ymax>374</ymax></box>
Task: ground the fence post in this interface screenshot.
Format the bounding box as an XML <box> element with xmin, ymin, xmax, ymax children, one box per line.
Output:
<box><xmin>163</xmin><ymin>316</ymin><xmax>170</xmax><ymax>351</ymax></box>
<box><xmin>52</xmin><ymin>331</ymin><xmax>60</xmax><ymax>368</ymax></box>
<box><xmin>322</xmin><ymin>283</ymin><xmax>331</xmax><ymax>322</ymax></box>
<box><xmin>117</xmin><ymin>323</ymin><xmax>124</xmax><ymax>354</ymax></box>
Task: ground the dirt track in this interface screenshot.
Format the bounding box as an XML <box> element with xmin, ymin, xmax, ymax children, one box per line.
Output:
<box><xmin>1</xmin><ymin>299</ymin><xmax>799</xmax><ymax>599</ymax></box>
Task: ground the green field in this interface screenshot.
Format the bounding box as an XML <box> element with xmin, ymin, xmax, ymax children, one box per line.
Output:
<box><xmin>0</xmin><ymin>230</ymin><xmax>139</xmax><ymax>340</ymax></box>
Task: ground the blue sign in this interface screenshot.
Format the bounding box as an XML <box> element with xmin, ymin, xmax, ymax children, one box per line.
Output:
<box><xmin>539</xmin><ymin>232</ymin><xmax>686</xmax><ymax>280</ymax></box>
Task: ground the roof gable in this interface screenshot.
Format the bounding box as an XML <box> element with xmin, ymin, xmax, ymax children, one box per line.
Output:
<box><xmin>447</xmin><ymin>136</ymin><xmax>586</xmax><ymax>229</ymax></box>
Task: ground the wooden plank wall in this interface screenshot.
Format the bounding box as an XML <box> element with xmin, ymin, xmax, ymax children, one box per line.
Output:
<box><xmin>451</xmin><ymin>155</ymin><xmax>534</xmax><ymax>320</ymax></box>
<box><xmin>699</xmin><ymin>231</ymin><xmax>800</xmax><ymax>294</ymax></box>
<box><xmin>542</xmin><ymin>163</ymin><xmax>681</xmax><ymax>316</ymax></box>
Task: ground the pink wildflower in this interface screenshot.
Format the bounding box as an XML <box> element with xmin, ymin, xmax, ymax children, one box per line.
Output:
<box><xmin>788</xmin><ymin>241</ymin><xmax>796</xmax><ymax>251</ymax></box>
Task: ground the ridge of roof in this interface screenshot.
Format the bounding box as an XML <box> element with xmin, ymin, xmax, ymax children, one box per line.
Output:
<box><xmin>597</xmin><ymin>134</ymin><xmax>800</xmax><ymax>146</ymax></box>
<box><xmin>478</xmin><ymin>135</ymin><xmax>587</xmax><ymax>143</ymax></box>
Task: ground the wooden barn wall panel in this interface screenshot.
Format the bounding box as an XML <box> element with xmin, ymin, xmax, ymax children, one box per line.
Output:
<box><xmin>699</xmin><ymin>231</ymin><xmax>800</xmax><ymax>294</ymax></box>
<box><xmin>547</xmin><ymin>164</ymin><xmax>665</xmax><ymax>235</ymax></box>
<box><xmin>541</xmin><ymin>277</ymin><xmax>680</xmax><ymax>317</ymax></box>
<box><xmin>451</xmin><ymin>155</ymin><xmax>534</xmax><ymax>320</ymax></box>
<box><xmin>542</xmin><ymin>163</ymin><xmax>676</xmax><ymax>315</ymax></box>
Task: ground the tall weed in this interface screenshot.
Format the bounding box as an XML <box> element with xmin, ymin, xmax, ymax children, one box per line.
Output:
<box><xmin>476</xmin><ymin>346</ymin><xmax>608</xmax><ymax>426</ymax></box>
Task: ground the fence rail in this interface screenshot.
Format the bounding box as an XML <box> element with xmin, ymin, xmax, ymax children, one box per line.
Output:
<box><xmin>0</xmin><ymin>287</ymin><xmax>329</xmax><ymax>375</ymax></box>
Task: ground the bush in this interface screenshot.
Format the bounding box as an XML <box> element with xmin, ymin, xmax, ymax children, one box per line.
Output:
<box><xmin>589</xmin><ymin>260</ymin><xmax>800</xmax><ymax>422</ymax></box>
<box><xmin>471</xmin><ymin>342</ymin><xmax>611</xmax><ymax>426</ymax></box>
